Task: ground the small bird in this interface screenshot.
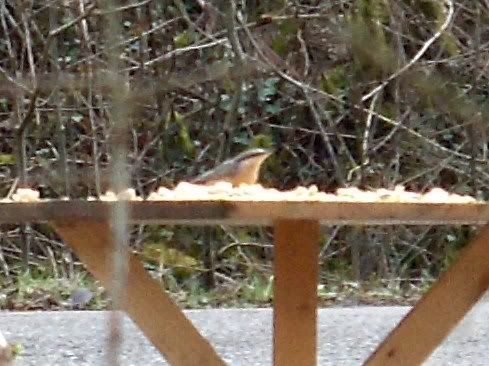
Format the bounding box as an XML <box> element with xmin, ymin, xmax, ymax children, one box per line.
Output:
<box><xmin>68</xmin><ymin>287</ymin><xmax>94</xmax><ymax>309</ymax></box>
<box><xmin>191</xmin><ymin>148</ymin><xmax>272</xmax><ymax>187</ymax></box>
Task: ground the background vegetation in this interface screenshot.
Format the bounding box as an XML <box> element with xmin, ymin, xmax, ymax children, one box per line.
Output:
<box><xmin>0</xmin><ymin>0</ymin><xmax>488</xmax><ymax>309</ymax></box>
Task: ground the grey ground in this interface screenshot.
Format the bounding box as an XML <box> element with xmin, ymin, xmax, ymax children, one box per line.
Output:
<box><xmin>2</xmin><ymin>302</ymin><xmax>489</xmax><ymax>365</ymax></box>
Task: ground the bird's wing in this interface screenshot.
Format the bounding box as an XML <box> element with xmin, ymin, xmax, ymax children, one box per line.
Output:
<box><xmin>191</xmin><ymin>163</ymin><xmax>232</xmax><ymax>184</ymax></box>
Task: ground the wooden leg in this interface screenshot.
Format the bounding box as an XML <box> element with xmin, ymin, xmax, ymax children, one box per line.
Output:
<box><xmin>366</xmin><ymin>223</ymin><xmax>489</xmax><ymax>366</ymax></box>
<box><xmin>53</xmin><ymin>220</ymin><xmax>225</xmax><ymax>366</ymax></box>
<box><xmin>273</xmin><ymin>220</ymin><xmax>320</xmax><ymax>366</ymax></box>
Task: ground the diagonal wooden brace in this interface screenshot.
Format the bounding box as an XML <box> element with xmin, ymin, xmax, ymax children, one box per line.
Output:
<box><xmin>53</xmin><ymin>220</ymin><xmax>225</xmax><ymax>366</ymax></box>
<box><xmin>365</xmin><ymin>223</ymin><xmax>489</xmax><ymax>366</ymax></box>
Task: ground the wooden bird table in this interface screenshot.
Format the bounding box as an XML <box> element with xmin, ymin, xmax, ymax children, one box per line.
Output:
<box><xmin>2</xmin><ymin>200</ymin><xmax>489</xmax><ymax>365</ymax></box>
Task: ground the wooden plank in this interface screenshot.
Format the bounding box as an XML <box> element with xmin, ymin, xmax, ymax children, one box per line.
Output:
<box><xmin>52</xmin><ymin>220</ymin><xmax>226</xmax><ymax>366</ymax></box>
<box><xmin>365</xmin><ymin>223</ymin><xmax>489</xmax><ymax>366</ymax></box>
<box><xmin>2</xmin><ymin>200</ymin><xmax>489</xmax><ymax>225</ymax></box>
<box><xmin>273</xmin><ymin>220</ymin><xmax>320</xmax><ymax>366</ymax></box>
<box><xmin>0</xmin><ymin>201</ymin><xmax>228</xmax><ymax>225</ymax></box>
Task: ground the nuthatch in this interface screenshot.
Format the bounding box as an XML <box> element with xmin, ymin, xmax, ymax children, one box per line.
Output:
<box><xmin>192</xmin><ymin>148</ymin><xmax>272</xmax><ymax>186</ymax></box>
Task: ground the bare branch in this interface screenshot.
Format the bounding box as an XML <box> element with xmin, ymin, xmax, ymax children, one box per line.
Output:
<box><xmin>361</xmin><ymin>0</ymin><xmax>455</xmax><ymax>102</ymax></box>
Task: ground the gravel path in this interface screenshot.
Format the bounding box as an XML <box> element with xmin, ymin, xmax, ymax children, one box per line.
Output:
<box><xmin>1</xmin><ymin>304</ymin><xmax>488</xmax><ymax>365</ymax></box>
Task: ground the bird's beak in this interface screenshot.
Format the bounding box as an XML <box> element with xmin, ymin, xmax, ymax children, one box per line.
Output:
<box><xmin>257</xmin><ymin>149</ymin><xmax>273</xmax><ymax>164</ymax></box>
<box><xmin>262</xmin><ymin>148</ymin><xmax>274</xmax><ymax>157</ymax></box>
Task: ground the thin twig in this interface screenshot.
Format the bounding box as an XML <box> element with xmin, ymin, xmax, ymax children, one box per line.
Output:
<box><xmin>362</xmin><ymin>90</ymin><xmax>381</xmax><ymax>166</ymax></box>
<box><xmin>48</xmin><ymin>3</ymin><xmax>97</xmax><ymax>38</ymax></box>
<box><xmin>103</xmin><ymin>1</ymin><xmax>132</xmax><ymax>365</ymax></box>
